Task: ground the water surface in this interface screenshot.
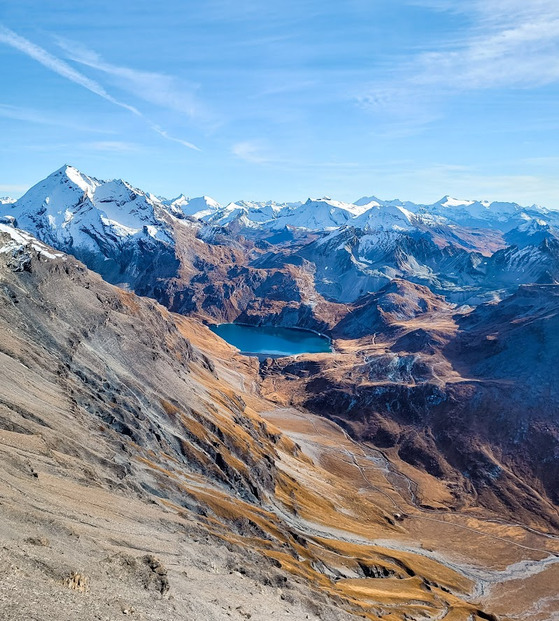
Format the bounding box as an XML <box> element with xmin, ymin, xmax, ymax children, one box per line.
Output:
<box><xmin>210</xmin><ymin>323</ymin><xmax>331</xmax><ymax>357</ymax></box>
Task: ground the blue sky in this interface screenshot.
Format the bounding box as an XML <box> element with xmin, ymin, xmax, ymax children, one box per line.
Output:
<box><xmin>2</xmin><ymin>0</ymin><xmax>559</xmax><ymax>206</ymax></box>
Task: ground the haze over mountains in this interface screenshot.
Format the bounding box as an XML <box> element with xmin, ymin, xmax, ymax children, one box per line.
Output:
<box><xmin>1</xmin><ymin>165</ymin><xmax>558</xmax><ymax>620</ymax></box>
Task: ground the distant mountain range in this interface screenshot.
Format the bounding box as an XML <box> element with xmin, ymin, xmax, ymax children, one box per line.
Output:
<box><xmin>5</xmin><ymin>164</ymin><xmax>559</xmax><ymax>236</ymax></box>
<box><xmin>3</xmin><ymin>165</ymin><xmax>559</xmax><ymax>310</ymax></box>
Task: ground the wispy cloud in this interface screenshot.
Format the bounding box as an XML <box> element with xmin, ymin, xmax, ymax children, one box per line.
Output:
<box><xmin>360</xmin><ymin>1</ymin><xmax>559</xmax><ymax>119</ymax></box>
<box><xmin>1</xmin><ymin>140</ymin><xmax>140</xmax><ymax>154</ymax></box>
<box><xmin>232</xmin><ymin>140</ymin><xmax>271</xmax><ymax>164</ymax></box>
<box><xmin>231</xmin><ymin>139</ymin><xmax>373</xmax><ymax>172</ymax></box>
<box><xmin>82</xmin><ymin>141</ymin><xmax>141</xmax><ymax>153</ymax></box>
<box><xmin>0</xmin><ymin>25</ymin><xmax>139</xmax><ymax>115</ymax></box>
<box><xmin>413</xmin><ymin>17</ymin><xmax>559</xmax><ymax>90</ymax></box>
<box><xmin>0</xmin><ymin>103</ymin><xmax>114</xmax><ymax>133</ymax></box>
<box><xmin>54</xmin><ymin>36</ymin><xmax>212</xmax><ymax>125</ymax></box>
<box><xmin>0</xmin><ymin>25</ymin><xmax>201</xmax><ymax>151</ymax></box>
<box><xmin>151</xmin><ymin>126</ymin><xmax>201</xmax><ymax>152</ymax></box>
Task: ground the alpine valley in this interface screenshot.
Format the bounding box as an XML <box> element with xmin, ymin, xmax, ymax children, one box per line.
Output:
<box><xmin>0</xmin><ymin>165</ymin><xmax>557</xmax><ymax>621</ymax></box>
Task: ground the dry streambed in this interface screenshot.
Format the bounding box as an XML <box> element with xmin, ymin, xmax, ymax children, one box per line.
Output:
<box><xmin>261</xmin><ymin>406</ymin><xmax>559</xmax><ymax>620</ymax></box>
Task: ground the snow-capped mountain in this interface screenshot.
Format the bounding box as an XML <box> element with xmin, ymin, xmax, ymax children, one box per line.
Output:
<box><xmin>5</xmin><ymin>165</ymin><xmax>559</xmax><ymax>242</ymax></box>
<box><xmin>0</xmin><ymin>196</ymin><xmax>15</xmax><ymax>205</ymax></box>
<box><xmin>205</xmin><ymin>197</ymin><xmax>371</xmax><ymax>231</ymax></box>
<box><xmin>202</xmin><ymin>192</ymin><xmax>559</xmax><ymax>236</ymax></box>
<box><xmin>353</xmin><ymin>203</ymin><xmax>416</xmax><ymax>231</ymax></box>
<box><xmin>163</xmin><ymin>194</ymin><xmax>221</xmax><ymax>219</ymax></box>
<box><xmin>353</xmin><ymin>195</ymin><xmax>383</xmax><ymax>208</ymax></box>
<box><xmin>3</xmin><ymin>165</ymin><xmax>173</xmax><ymax>248</ymax></box>
<box><xmin>206</xmin><ymin>199</ymin><xmax>303</xmax><ymax>228</ymax></box>
<box><xmin>420</xmin><ymin>197</ymin><xmax>558</xmax><ymax>232</ymax></box>
<box><xmin>354</xmin><ymin>195</ymin><xmax>420</xmax><ymax>213</ymax></box>
<box><xmin>503</xmin><ymin>219</ymin><xmax>559</xmax><ymax>248</ymax></box>
<box><xmin>1</xmin><ymin>165</ymin><xmax>179</xmax><ymax>291</ymax></box>
<box><xmin>3</xmin><ymin>164</ymin><xmax>559</xmax><ymax>309</ymax></box>
<box><xmin>267</xmin><ymin>197</ymin><xmax>365</xmax><ymax>230</ymax></box>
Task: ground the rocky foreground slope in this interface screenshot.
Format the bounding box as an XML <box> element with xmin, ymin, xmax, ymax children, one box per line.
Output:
<box><xmin>2</xmin><ymin>224</ymin><xmax>559</xmax><ymax>620</ymax></box>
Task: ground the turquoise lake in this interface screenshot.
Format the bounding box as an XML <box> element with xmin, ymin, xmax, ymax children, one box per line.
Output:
<box><xmin>210</xmin><ymin>323</ymin><xmax>332</xmax><ymax>357</ymax></box>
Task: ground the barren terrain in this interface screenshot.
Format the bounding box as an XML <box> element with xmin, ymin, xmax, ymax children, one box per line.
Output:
<box><xmin>0</xmin><ymin>232</ymin><xmax>558</xmax><ymax>619</ymax></box>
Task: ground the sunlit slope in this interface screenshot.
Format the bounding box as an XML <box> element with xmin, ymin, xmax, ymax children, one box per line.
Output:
<box><xmin>1</xmin><ymin>227</ymin><xmax>556</xmax><ymax>619</ymax></box>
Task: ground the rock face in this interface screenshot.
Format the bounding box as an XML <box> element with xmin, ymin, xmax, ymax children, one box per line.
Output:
<box><xmin>448</xmin><ymin>285</ymin><xmax>559</xmax><ymax>508</ymax></box>
<box><xmin>0</xmin><ymin>225</ymin><xmax>276</xmax><ymax>507</ymax></box>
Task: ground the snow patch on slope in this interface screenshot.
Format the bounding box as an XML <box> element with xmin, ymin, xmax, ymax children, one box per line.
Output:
<box><xmin>163</xmin><ymin>194</ymin><xmax>221</xmax><ymax>219</ymax></box>
<box><xmin>0</xmin><ymin>223</ymin><xmax>64</xmax><ymax>259</ymax></box>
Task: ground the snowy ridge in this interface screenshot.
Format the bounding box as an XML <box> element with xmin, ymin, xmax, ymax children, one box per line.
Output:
<box><xmin>354</xmin><ymin>203</ymin><xmax>416</xmax><ymax>231</ymax></box>
<box><xmin>0</xmin><ymin>222</ymin><xmax>65</xmax><ymax>260</ymax></box>
<box><xmin>204</xmin><ymin>193</ymin><xmax>559</xmax><ymax>234</ymax></box>
<box><xmin>208</xmin><ymin>199</ymin><xmax>302</xmax><ymax>227</ymax></box>
<box><xmin>163</xmin><ymin>194</ymin><xmax>221</xmax><ymax>219</ymax></box>
<box><xmin>266</xmin><ymin>198</ymin><xmax>364</xmax><ymax>230</ymax></box>
<box><xmin>2</xmin><ymin>165</ymin><xmax>176</xmax><ymax>254</ymax></box>
<box><xmin>4</xmin><ymin>166</ymin><xmax>559</xmax><ymax>240</ymax></box>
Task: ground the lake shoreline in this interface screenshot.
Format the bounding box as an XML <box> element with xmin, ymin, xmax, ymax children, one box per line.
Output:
<box><xmin>209</xmin><ymin>322</ymin><xmax>333</xmax><ymax>357</ymax></box>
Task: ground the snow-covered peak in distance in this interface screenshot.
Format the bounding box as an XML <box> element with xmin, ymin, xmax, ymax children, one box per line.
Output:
<box><xmin>208</xmin><ymin>199</ymin><xmax>302</xmax><ymax>227</ymax></box>
<box><xmin>432</xmin><ymin>195</ymin><xmax>478</xmax><ymax>209</ymax></box>
<box><xmin>354</xmin><ymin>195</ymin><xmax>383</xmax><ymax>207</ymax></box>
<box><xmin>163</xmin><ymin>194</ymin><xmax>221</xmax><ymax>219</ymax></box>
<box><xmin>262</xmin><ymin>197</ymin><xmax>370</xmax><ymax>231</ymax></box>
<box><xmin>503</xmin><ymin>218</ymin><xmax>559</xmax><ymax>248</ymax></box>
<box><xmin>354</xmin><ymin>202</ymin><xmax>416</xmax><ymax>231</ymax></box>
<box><xmin>306</xmin><ymin>197</ymin><xmax>365</xmax><ymax>215</ymax></box>
<box><xmin>420</xmin><ymin>197</ymin><xmax>558</xmax><ymax>232</ymax></box>
<box><xmin>0</xmin><ymin>197</ymin><xmax>16</xmax><ymax>205</ymax></box>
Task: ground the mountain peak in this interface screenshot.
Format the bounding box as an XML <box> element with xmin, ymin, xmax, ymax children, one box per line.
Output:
<box><xmin>54</xmin><ymin>163</ymin><xmax>76</xmax><ymax>174</ymax></box>
<box><xmin>46</xmin><ymin>163</ymin><xmax>98</xmax><ymax>194</ymax></box>
<box><xmin>434</xmin><ymin>195</ymin><xmax>475</xmax><ymax>208</ymax></box>
<box><xmin>354</xmin><ymin>195</ymin><xmax>382</xmax><ymax>207</ymax></box>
